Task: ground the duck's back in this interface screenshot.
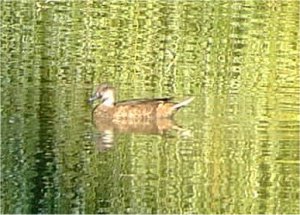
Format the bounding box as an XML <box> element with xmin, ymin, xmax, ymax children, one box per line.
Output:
<box><xmin>93</xmin><ymin>98</ymin><xmax>175</xmax><ymax>119</ymax></box>
<box><xmin>114</xmin><ymin>98</ymin><xmax>175</xmax><ymax>119</ymax></box>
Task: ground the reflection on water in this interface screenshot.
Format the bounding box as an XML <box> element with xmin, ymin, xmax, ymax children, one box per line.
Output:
<box><xmin>1</xmin><ymin>0</ymin><xmax>299</xmax><ymax>214</ymax></box>
<box><xmin>93</xmin><ymin>117</ymin><xmax>191</xmax><ymax>151</ymax></box>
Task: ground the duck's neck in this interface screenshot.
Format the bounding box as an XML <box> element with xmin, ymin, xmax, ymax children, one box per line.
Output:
<box><xmin>102</xmin><ymin>97</ymin><xmax>115</xmax><ymax>107</ymax></box>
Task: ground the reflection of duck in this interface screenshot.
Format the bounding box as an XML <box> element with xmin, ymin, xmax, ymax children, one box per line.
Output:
<box><xmin>94</xmin><ymin>117</ymin><xmax>178</xmax><ymax>135</ymax></box>
<box><xmin>89</xmin><ymin>83</ymin><xmax>194</xmax><ymax>119</ymax></box>
<box><xmin>93</xmin><ymin>117</ymin><xmax>188</xmax><ymax>151</ymax></box>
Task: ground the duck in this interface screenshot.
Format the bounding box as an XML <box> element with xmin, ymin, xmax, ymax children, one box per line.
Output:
<box><xmin>89</xmin><ymin>83</ymin><xmax>194</xmax><ymax>119</ymax></box>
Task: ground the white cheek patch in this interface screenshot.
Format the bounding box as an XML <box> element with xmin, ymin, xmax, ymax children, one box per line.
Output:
<box><xmin>101</xmin><ymin>90</ymin><xmax>114</xmax><ymax>106</ymax></box>
<box><xmin>102</xmin><ymin>97</ymin><xmax>114</xmax><ymax>106</ymax></box>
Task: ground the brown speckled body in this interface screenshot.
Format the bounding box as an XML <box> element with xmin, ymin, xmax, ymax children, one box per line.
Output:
<box><xmin>93</xmin><ymin>98</ymin><xmax>175</xmax><ymax>119</ymax></box>
<box><xmin>89</xmin><ymin>83</ymin><xmax>194</xmax><ymax>120</ymax></box>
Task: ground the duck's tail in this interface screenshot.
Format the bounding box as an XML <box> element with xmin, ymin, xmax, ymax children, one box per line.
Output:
<box><xmin>172</xmin><ymin>97</ymin><xmax>195</xmax><ymax>110</ymax></box>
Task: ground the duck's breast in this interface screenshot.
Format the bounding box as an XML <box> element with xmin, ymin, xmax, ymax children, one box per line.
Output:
<box><xmin>93</xmin><ymin>104</ymin><xmax>115</xmax><ymax>118</ymax></box>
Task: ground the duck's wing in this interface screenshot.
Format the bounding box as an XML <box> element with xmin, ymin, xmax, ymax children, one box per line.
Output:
<box><xmin>115</xmin><ymin>97</ymin><xmax>173</xmax><ymax>106</ymax></box>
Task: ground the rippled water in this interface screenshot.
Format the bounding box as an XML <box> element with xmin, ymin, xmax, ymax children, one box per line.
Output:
<box><xmin>1</xmin><ymin>1</ymin><xmax>299</xmax><ymax>214</ymax></box>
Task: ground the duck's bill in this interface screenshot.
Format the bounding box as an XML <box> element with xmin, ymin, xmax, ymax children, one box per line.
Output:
<box><xmin>88</xmin><ymin>94</ymin><xmax>99</xmax><ymax>103</ymax></box>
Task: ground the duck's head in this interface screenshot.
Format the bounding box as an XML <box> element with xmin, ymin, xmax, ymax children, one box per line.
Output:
<box><xmin>89</xmin><ymin>83</ymin><xmax>115</xmax><ymax>106</ymax></box>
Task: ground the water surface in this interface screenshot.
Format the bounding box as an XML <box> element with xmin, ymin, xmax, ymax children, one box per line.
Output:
<box><xmin>1</xmin><ymin>1</ymin><xmax>299</xmax><ymax>214</ymax></box>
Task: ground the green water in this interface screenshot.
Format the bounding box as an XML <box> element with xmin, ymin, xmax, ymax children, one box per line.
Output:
<box><xmin>1</xmin><ymin>1</ymin><xmax>299</xmax><ymax>214</ymax></box>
